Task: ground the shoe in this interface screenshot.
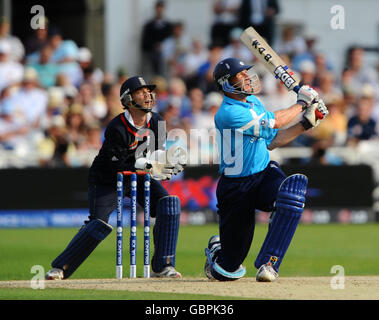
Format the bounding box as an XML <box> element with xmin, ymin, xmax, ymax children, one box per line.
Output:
<box><xmin>256</xmin><ymin>262</ymin><xmax>278</xmax><ymax>282</ymax></box>
<box><xmin>204</xmin><ymin>235</ymin><xmax>221</xmax><ymax>280</ymax></box>
<box><xmin>151</xmin><ymin>265</ymin><xmax>182</xmax><ymax>278</ymax></box>
<box><xmin>45</xmin><ymin>268</ymin><xmax>64</xmax><ymax>280</ymax></box>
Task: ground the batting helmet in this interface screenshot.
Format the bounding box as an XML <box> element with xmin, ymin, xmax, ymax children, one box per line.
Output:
<box><xmin>213</xmin><ymin>58</ymin><xmax>260</xmax><ymax>95</ymax></box>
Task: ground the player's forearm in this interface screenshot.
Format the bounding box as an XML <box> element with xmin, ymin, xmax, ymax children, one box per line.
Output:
<box><xmin>273</xmin><ymin>104</ymin><xmax>303</xmax><ymax>129</ymax></box>
<box><xmin>268</xmin><ymin>122</ymin><xmax>305</xmax><ymax>150</ymax></box>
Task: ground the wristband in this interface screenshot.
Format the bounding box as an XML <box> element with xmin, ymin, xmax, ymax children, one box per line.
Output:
<box><xmin>300</xmin><ymin>118</ymin><xmax>312</xmax><ymax>130</ymax></box>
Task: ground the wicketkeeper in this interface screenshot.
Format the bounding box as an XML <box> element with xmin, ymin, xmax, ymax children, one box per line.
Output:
<box><xmin>46</xmin><ymin>76</ymin><xmax>185</xmax><ymax>280</ymax></box>
<box><xmin>204</xmin><ymin>58</ymin><xmax>328</xmax><ymax>282</ymax></box>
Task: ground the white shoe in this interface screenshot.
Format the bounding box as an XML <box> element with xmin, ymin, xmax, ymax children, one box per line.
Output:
<box><xmin>151</xmin><ymin>266</ymin><xmax>182</xmax><ymax>278</ymax></box>
<box><xmin>45</xmin><ymin>268</ymin><xmax>64</xmax><ymax>280</ymax></box>
<box><xmin>256</xmin><ymin>262</ymin><xmax>278</xmax><ymax>282</ymax></box>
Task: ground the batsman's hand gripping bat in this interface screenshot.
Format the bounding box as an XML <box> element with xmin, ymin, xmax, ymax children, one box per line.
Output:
<box><xmin>240</xmin><ymin>26</ymin><xmax>324</xmax><ymax>119</ymax></box>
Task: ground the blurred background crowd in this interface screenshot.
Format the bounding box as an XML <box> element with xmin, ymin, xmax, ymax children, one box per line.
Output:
<box><xmin>0</xmin><ymin>0</ymin><xmax>379</xmax><ymax>170</ymax></box>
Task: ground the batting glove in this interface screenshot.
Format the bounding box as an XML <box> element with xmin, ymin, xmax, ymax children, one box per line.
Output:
<box><xmin>301</xmin><ymin>99</ymin><xmax>329</xmax><ymax>130</ymax></box>
<box><xmin>297</xmin><ymin>85</ymin><xmax>319</xmax><ymax>109</ymax></box>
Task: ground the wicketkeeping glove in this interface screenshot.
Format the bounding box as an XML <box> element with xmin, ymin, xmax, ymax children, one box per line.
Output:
<box><xmin>166</xmin><ymin>145</ymin><xmax>187</xmax><ymax>175</ymax></box>
<box><xmin>301</xmin><ymin>99</ymin><xmax>329</xmax><ymax>130</ymax></box>
<box><xmin>135</xmin><ymin>146</ymin><xmax>188</xmax><ymax>180</ymax></box>
<box><xmin>297</xmin><ymin>85</ymin><xmax>319</xmax><ymax>109</ymax></box>
<box><xmin>135</xmin><ymin>150</ymin><xmax>175</xmax><ymax>181</ymax></box>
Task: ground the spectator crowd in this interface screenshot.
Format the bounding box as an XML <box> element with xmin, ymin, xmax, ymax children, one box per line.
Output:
<box><xmin>0</xmin><ymin>0</ymin><xmax>379</xmax><ymax>169</ymax></box>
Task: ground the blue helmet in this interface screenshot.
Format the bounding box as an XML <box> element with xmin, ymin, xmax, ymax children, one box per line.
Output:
<box><xmin>213</xmin><ymin>58</ymin><xmax>260</xmax><ymax>95</ymax></box>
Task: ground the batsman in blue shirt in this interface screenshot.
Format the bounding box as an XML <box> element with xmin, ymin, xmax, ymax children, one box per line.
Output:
<box><xmin>204</xmin><ymin>58</ymin><xmax>329</xmax><ymax>282</ymax></box>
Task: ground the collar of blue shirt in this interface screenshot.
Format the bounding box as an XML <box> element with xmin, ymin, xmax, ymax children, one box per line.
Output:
<box><xmin>223</xmin><ymin>95</ymin><xmax>256</xmax><ymax>108</ymax></box>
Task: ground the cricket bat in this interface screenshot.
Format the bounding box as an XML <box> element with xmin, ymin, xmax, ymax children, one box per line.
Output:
<box><xmin>240</xmin><ymin>26</ymin><xmax>324</xmax><ymax>119</ymax></box>
<box><xmin>240</xmin><ymin>26</ymin><xmax>301</xmax><ymax>94</ymax></box>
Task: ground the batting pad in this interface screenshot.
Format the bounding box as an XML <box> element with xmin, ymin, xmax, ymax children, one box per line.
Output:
<box><xmin>254</xmin><ymin>174</ymin><xmax>308</xmax><ymax>272</ymax></box>
<box><xmin>151</xmin><ymin>196</ymin><xmax>181</xmax><ymax>272</ymax></box>
<box><xmin>52</xmin><ymin>219</ymin><xmax>113</xmax><ymax>279</ymax></box>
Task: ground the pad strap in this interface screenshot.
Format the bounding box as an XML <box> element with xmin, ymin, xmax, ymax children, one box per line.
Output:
<box><xmin>213</xmin><ymin>261</ymin><xmax>246</xmax><ymax>280</ymax></box>
<box><xmin>205</xmin><ymin>246</ymin><xmax>246</xmax><ymax>281</ymax></box>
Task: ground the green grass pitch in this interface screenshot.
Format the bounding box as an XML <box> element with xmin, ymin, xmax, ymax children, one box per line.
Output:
<box><xmin>0</xmin><ymin>223</ymin><xmax>378</xmax><ymax>299</ymax></box>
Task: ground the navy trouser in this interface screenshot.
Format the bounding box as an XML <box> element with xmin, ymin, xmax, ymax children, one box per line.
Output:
<box><xmin>87</xmin><ymin>176</ymin><xmax>169</xmax><ymax>224</ymax></box>
<box><xmin>215</xmin><ymin>161</ymin><xmax>286</xmax><ymax>272</ymax></box>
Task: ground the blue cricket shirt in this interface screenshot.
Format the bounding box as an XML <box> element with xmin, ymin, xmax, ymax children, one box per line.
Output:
<box><xmin>215</xmin><ymin>95</ymin><xmax>278</xmax><ymax>177</ymax></box>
